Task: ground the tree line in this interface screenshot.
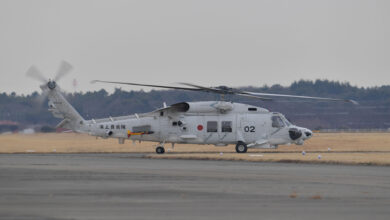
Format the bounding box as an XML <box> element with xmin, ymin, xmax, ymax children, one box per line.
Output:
<box><xmin>1</xmin><ymin>80</ymin><xmax>389</xmax><ymax>129</ymax></box>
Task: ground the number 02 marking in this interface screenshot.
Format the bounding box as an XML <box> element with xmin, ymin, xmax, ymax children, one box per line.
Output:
<box><xmin>244</xmin><ymin>126</ymin><xmax>255</xmax><ymax>132</ymax></box>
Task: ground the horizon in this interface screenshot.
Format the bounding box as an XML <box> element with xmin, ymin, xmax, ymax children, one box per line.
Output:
<box><xmin>2</xmin><ymin>78</ymin><xmax>388</xmax><ymax>96</ymax></box>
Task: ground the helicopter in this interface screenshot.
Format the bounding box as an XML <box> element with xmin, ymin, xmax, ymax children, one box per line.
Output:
<box><xmin>27</xmin><ymin>61</ymin><xmax>357</xmax><ymax>154</ymax></box>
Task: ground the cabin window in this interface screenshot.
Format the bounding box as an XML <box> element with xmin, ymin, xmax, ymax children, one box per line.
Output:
<box><xmin>272</xmin><ymin>116</ymin><xmax>285</xmax><ymax>128</ymax></box>
<box><xmin>111</xmin><ymin>125</ymin><xmax>115</xmax><ymax>129</ymax></box>
<box><xmin>105</xmin><ymin>125</ymin><xmax>109</xmax><ymax>129</ymax></box>
<box><xmin>160</xmin><ymin>111</ymin><xmax>164</xmax><ymax>116</ymax></box>
<box><xmin>207</xmin><ymin>121</ymin><xmax>218</xmax><ymax>132</ymax></box>
<box><xmin>222</xmin><ymin>121</ymin><xmax>232</xmax><ymax>132</ymax></box>
<box><xmin>172</xmin><ymin>121</ymin><xmax>178</xmax><ymax>126</ymax></box>
<box><xmin>248</xmin><ymin>108</ymin><xmax>257</xmax><ymax>111</ymax></box>
<box><xmin>116</xmin><ymin>125</ymin><xmax>120</xmax><ymax>129</ymax></box>
<box><xmin>100</xmin><ymin>125</ymin><xmax>104</xmax><ymax>129</ymax></box>
<box><xmin>121</xmin><ymin>125</ymin><xmax>126</xmax><ymax>129</ymax></box>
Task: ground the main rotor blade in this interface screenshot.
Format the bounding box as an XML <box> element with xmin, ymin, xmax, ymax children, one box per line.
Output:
<box><xmin>91</xmin><ymin>80</ymin><xmax>203</xmax><ymax>91</ymax></box>
<box><xmin>243</xmin><ymin>91</ymin><xmax>358</xmax><ymax>104</ymax></box>
<box><xmin>26</xmin><ymin>66</ymin><xmax>47</xmax><ymax>83</ymax></box>
<box><xmin>178</xmin><ymin>82</ymin><xmax>224</xmax><ymax>93</ymax></box>
<box><xmin>54</xmin><ymin>60</ymin><xmax>73</xmax><ymax>82</ymax></box>
<box><xmin>236</xmin><ymin>93</ymin><xmax>272</xmax><ymax>101</ymax></box>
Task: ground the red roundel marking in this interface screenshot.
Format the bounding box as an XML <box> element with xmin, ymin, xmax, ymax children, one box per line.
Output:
<box><xmin>197</xmin><ymin>125</ymin><xmax>203</xmax><ymax>131</ymax></box>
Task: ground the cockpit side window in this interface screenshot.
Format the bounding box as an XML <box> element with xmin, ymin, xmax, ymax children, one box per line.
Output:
<box><xmin>272</xmin><ymin>116</ymin><xmax>285</xmax><ymax>128</ymax></box>
<box><xmin>281</xmin><ymin>116</ymin><xmax>291</xmax><ymax>126</ymax></box>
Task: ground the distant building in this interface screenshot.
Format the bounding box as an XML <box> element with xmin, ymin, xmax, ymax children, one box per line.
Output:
<box><xmin>0</xmin><ymin>121</ymin><xmax>19</xmax><ymax>132</ymax></box>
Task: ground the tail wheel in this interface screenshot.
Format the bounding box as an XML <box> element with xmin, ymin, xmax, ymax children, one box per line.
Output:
<box><xmin>235</xmin><ymin>141</ymin><xmax>247</xmax><ymax>153</ymax></box>
<box><xmin>156</xmin><ymin>146</ymin><xmax>165</xmax><ymax>154</ymax></box>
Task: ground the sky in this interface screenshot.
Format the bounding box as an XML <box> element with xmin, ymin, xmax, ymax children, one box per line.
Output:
<box><xmin>0</xmin><ymin>0</ymin><xmax>389</xmax><ymax>95</ymax></box>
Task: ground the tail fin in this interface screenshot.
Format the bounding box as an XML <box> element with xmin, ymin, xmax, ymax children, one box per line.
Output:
<box><xmin>44</xmin><ymin>85</ymin><xmax>86</xmax><ymax>133</ymax></box>
<box><xmin>25</xmin><ymin>61</ymin><xmax>85</xmax><ymax>132</ymax></box>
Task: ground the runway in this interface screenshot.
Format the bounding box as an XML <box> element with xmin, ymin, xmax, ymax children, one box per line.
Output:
<box><xmin>0</xmin><ymin>154</ymin><xmax>389</xmax><ymax>220</ymax></box>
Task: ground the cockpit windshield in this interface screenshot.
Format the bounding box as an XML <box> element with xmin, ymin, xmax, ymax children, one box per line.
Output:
<box><xmin>272</xmin><ymin>116</ymin><xmax>285</xmax><ymax>128</ymax></box>
<box><xmin>281</xmin><ymin>115</ymin><xmax>291</xmax><ymax>126</ymax></box>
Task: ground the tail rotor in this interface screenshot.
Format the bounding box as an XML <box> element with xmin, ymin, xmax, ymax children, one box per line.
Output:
<box><xmin>54</xmin><ymin>60</ymin><xmax>73</xmax><ymax>82</ymax></box>
<box><xmin>26</xmin><ymin>66</ymin><xmax>47</xmax><ymax>83</ymax></box>
<box><xmin>26</xmin><ymin>61</ymin><xmax>73</xmax><ymax>105</ymax></box>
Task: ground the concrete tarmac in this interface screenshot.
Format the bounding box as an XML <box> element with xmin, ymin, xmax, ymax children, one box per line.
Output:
<box><xmin>0</xmin><ymin>154</ymin><xmax>389</xmax><ymax>220</ymax></box>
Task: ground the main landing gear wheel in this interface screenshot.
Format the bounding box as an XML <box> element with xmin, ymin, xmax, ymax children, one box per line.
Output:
<box><xmin>235</xmin><ymin>141</ymin><xmax>247</xmax><ymax>153</ymax></box>
<box><xmin>156</xmin><ymin>146</ymin><xmax>165</xmax><ymax>154</ymax></box>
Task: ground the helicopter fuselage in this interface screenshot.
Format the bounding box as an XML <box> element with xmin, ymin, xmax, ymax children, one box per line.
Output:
<box><xmin>84</xmin><ymin>101</ymin><xmax>312</xmax><ymax>150</ymax></box>
<box><xmin>29</xmin><ymin>61</ymin><xmax>352</xmax><ymax>154</ymax></box>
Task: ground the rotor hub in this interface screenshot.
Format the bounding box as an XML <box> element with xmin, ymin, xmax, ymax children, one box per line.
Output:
<box><xmin>47</xmin><ymin>81</ymin><xmax>57</xmax><ymax>90</ymax></box>
<box><xmin>216</xmin><ymin>86</ymin><xmax>234</xmax><ymax>94</ymax></box>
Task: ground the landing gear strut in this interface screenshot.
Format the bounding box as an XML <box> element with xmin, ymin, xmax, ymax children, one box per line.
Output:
<box><xmin>156</xmin><ymin>146</ymin><xmax>165</xmax><ymax>154</ymax></box>
<box><xmin>235</xmin><ymin>141</ymin><xmax>247</xmax><ymax>153</ymax></box>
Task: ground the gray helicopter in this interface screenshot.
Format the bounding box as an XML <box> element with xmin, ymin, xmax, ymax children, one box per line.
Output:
<box><xmin>27</xmin><ymin>62</ymin><xmax>357</xmax><ymax>154</ymax></box>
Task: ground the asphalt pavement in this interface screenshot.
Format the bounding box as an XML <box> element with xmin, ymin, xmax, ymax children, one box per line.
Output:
<box><xmin>0</xmin><ymin>153</ymin><xmax>389</xmax><ymax>220</ymax></box>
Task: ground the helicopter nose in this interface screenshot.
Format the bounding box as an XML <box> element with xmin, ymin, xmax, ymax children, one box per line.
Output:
<box><xmin>303</xmin><ymin>129</ymin><xmax>313</xmax><ymax>139</ymax></box>
<box><xmin>289</xmin><ymin>128</ymin><xmax>302</xmax><ymax>140</ymax></box>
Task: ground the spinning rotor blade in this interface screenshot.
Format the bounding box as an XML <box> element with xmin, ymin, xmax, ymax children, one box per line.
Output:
<box><xmin>91</xmin><ymin>80</ymin><xmax>356</xmax><ymax>104</ymax></box>
<box><xmin>179</xmin><ymin>82</ymin><xmax>272</xmax><ymax>100</ymax></box>
<box><xmin>26</xmin><ymin>66</ymin><xmax>47</xmax><ymax>83</ymax></box>
<box><xmin>91</xmin><ymin>80</ymin><xmax>203</xmax><ymax>92</ymax></box>
<box><xmin>243</xmin><ymin>91</ymin><xmax>358</xmax><ymax>104</ymax></box>
<box><xmin>54</xmin><ymin>60</ymin><xmax>73</xmax><ymax>82</ymax></box>
<box><xmin>178</xmin><ymin>82</ymin><xmax>226</xmax><ymax>94</ymax></box>
<box><xmin>235</xmin><ymin>93</ymin><xmax>272</xmax><ymax>101</ymax></box>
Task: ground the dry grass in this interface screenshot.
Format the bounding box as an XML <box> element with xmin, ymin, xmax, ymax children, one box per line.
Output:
<box><xmin>0</xmin><ymin>132</ymin><xmax>390</xmax><ymax>165</ymax></box>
